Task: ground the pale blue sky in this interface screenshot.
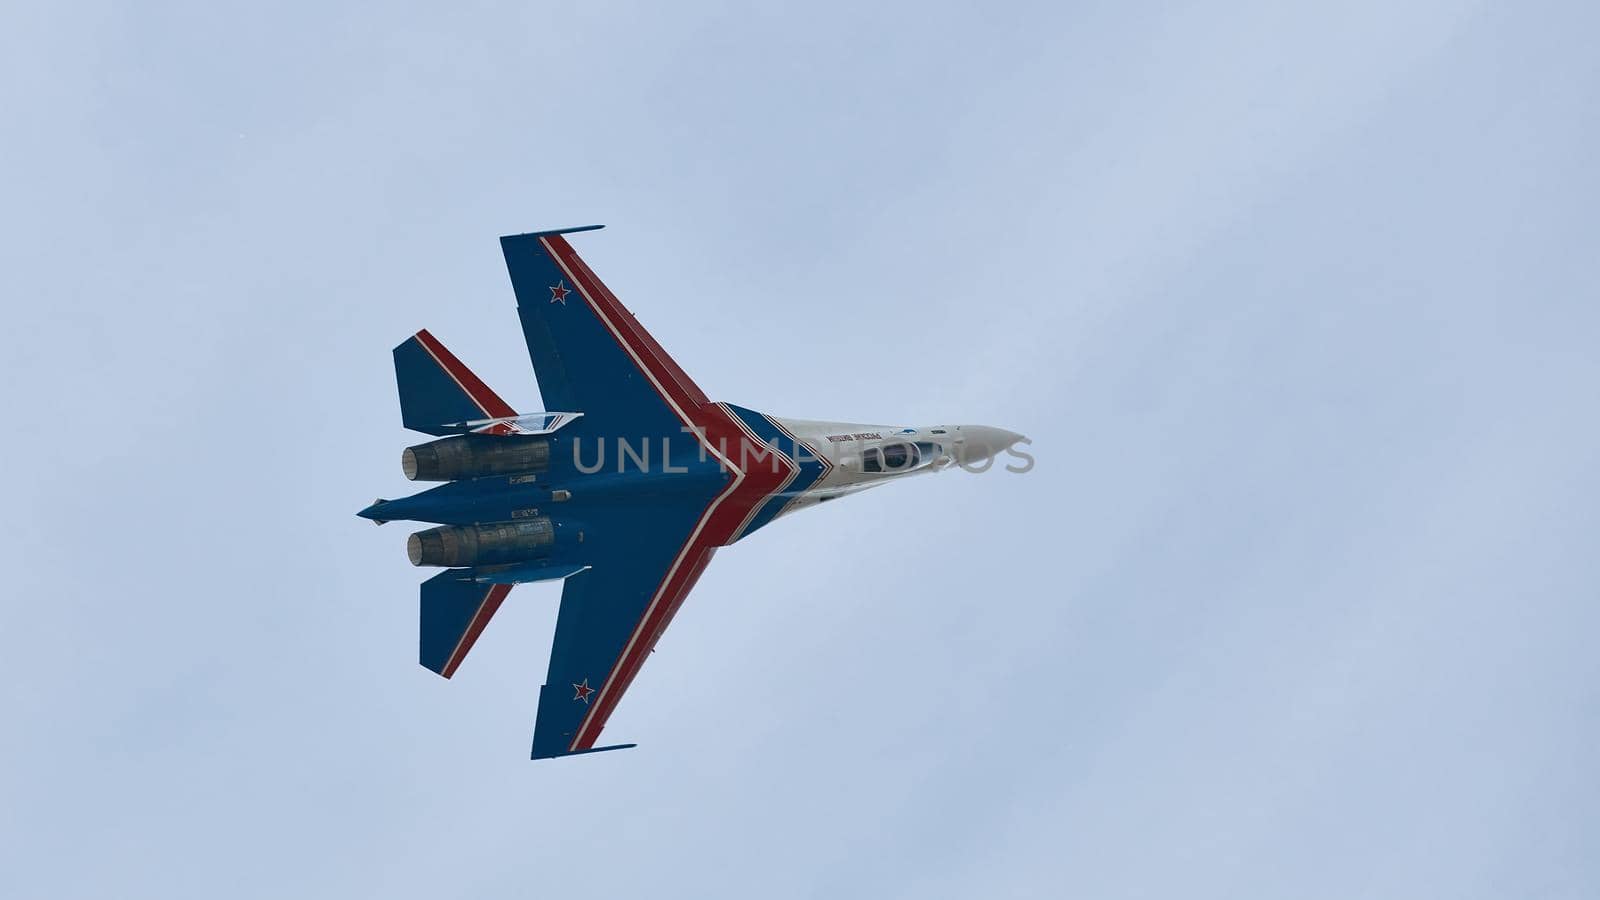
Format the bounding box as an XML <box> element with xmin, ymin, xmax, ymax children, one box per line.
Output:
<box><xmin>4</xmin><ymin>1</ymin><xmax>1598</xmax><ymax>897</ymax></box>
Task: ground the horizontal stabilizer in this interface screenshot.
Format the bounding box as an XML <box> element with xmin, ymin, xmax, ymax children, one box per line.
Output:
<box><xmin>394</xmin><ymin>330</ymin><xmax>517</xmax><ymax>436</ymax></box>
<box><xmin>420</xmin><ymin>571</ymin><xmax>511</xmax><ymax>678</ymax></box>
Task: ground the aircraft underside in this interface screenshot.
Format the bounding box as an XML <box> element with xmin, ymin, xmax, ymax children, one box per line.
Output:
<box><xmin>361</xmin><ymin>226</ymin><xmax>1023</xmax><ymax>758</ymax></box>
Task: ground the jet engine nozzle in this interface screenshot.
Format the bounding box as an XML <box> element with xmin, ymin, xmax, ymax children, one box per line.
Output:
<box><xmin>407</xmin><ymin>519</ymin><xmax>556</xmax><ymax>567</ymax></box>
<box><xmin>403</xmin><ymin>435</ymin><xmax>551</xmax><ymax>481</ymax></box>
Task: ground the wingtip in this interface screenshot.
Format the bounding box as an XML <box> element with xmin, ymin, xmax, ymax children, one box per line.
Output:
<box><xmin>502</xmin><ymin>224</ymin><xmax>605</xmax><ymax>242</ymax></box>
<box><xmin>530</xmin><ymin>742</ymin><xmax>638</xmax><ymax>761</ymax></box>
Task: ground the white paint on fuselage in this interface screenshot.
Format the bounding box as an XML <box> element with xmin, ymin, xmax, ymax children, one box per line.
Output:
<box><xmin>766</xmin><ymin>416</ymin><xmax>1023</xmax><ymax>519</ymax></box>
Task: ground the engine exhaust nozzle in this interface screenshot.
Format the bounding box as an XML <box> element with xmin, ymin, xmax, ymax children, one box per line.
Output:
<box><xmin>406</xmin><ymin>518</ymin><xmax>555</xmax><ymax>567</ymax></box>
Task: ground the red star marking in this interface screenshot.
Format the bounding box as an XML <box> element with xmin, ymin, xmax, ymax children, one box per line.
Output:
<box><xmin>572</xmin><ymin>678</ymin><xmax>595</xmax><ymax>703</ymax></box>
<box><xmin>549</xmin><ymin>280</ymin><xmax>571</xmax><ymax>305</ymax></box>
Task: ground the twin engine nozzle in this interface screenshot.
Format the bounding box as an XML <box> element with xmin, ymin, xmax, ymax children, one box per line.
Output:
<box><xmin>398</xmin><ymin>436</ymin><xmax>562</xmax><ymax>568</ymax></box>
<box><xmin>403</xmin><ymin>434</ymin><xmax>551</xmax><ymax>481</ymax></box>
<box><xmin>407</xmin><ymin>518</ymin><xmax>555</xmax><ymax>567</ymax></box>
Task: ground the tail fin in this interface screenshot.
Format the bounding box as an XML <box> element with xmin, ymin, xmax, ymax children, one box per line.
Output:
<box><xmin>420</xmin><ymin>571</ymin><xmax>512</xmax><ymax>678</ymax></box>
<box><xmin>393</xmin><ymin>330</ymin><xmax>517</xmax><ymax>435</ymax></box>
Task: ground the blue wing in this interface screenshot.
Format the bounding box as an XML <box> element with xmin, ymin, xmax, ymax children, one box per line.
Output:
<box><xmin>495</xmin><ymin>227</ymin><xmax>800</xmax><ymax>759</ymax></box>
<box><xmin>500</xmin><ymin>227</ymin><xmax>708</xmax><ymax>440</ymax></box>
<box><xmin>529</xmin><ymin>503</ymin><xmax>720</xmax><ymax>759</ymax></box>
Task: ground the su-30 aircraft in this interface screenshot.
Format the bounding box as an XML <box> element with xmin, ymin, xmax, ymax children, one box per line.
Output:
<box><xmin>361</xmin><ymin>226</ymin><xmax>1027</xmax><ymax>759</ymax></box>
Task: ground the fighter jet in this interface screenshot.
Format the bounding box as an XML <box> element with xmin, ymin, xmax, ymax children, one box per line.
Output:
<box><xmin>361</xmin><ymin>226</ymin><xmax>1026</xmax><ymax>759</ymax></box>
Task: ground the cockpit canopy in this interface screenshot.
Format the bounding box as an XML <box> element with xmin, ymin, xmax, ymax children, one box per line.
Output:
<box><xmin>860</xmin><ymin>440</ymin><xmax>944</xmax><ymax>474</ymax></box>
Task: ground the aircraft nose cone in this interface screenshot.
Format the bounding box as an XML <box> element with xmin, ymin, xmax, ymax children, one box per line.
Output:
<box><xmin>955</xmin><ymin>426</ymin><xmax>1026</xmax><ymax>465</ymax></box>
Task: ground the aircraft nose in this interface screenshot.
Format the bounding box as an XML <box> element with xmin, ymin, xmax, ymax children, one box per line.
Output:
<box><xmin>954</xmin><ymin>426</ymin><xmax>1026</xmax><ymax>465</ymax></box>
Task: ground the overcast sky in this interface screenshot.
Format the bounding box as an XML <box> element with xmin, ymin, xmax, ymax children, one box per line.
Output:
<box><xmin>4</xmin><ymin>1</ymin><xmax>1597</xmax><ymax>897</ymax></box>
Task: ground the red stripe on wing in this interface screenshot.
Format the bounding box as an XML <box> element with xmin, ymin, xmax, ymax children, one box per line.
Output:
<box><xmin>440</xmin><ymin>584</ymin><xmax>512</xmax><ymax>679</ymax></box>
<box><xmin>569</xmin><ymin>547</ymin><xmax>717</xmax><ymax>751</ymax></box>
<box><xmin>414</xmin><ymin>329</ymin><xmax>517</xmax><ymax>420</ymax></box>
<box><xmin>566</xmin><ymin>405</ymin><xmax>795</xmax><ymax>751</ymax></box>
<box><xmin>540</xmin><ymin>236</ymin><xmax>710</xmax><ymax>412</ymax></box>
